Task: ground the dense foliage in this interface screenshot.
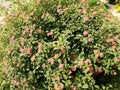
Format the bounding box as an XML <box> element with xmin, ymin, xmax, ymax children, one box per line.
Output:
<box><xmin>1</xmin><ymin>0</ymin><xmax>120</xmax><ymax>90</ymax></box>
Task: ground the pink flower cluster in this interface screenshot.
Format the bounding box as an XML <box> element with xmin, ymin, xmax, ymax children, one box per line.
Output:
<box><xmin>54</xmin><ymin>54</ymin><xmax>60</xmax><ymax>59</ymax></box>
<box><xmin>85</xmin><ymin>59</ymin><xmax>91</xmax><ymax>64</ymax></box>
<box><xmin>83</xmin><ymin>31</ymin><xmax>88</xmax><ymax>36</ymax></box>
<box><xmin>61</xmin><ymin>46</ymin><xmax>66</xmax><ymax>54</ymax></box>
<box><xmin>84</xmin><ymin>16</ymin><xmax>89</xmax><ymax>21</ymax></box>
<box><xmin>54</xmin><ymin>83</ymin><xmax>64</xmax><ymax>90</ymax></box>
<box><xmin>72</xmin><ymin>66</ymin><xmax>76</xmax><ymax>71</ymax></box>
<box><xmin>88</xmin><ymin>38</ymin><xmax>93</xmax><ymax>43</ymax></box>
<box><xmin>38</xmin><ymin>43</ymin><xmax>42</xmax><ymax>54</ymax></box>
<box><xmin>47</xmin><ymin>31</ymin><xmax>53</xmax><ymax>36</ymax></box>
<box><xmin>48</xmin><ymin>58</ymin><xmax>55</xmax><ymax>65</ymax></box>
<box><xmin>30</xmin><ymin>55</ymin><xmax>35</xmax><ymax>62</ymax></box>
<box><xmin>78</xmin><ymin>61</ymin><xmax>83</xmax><ymax>66</ymax></box>
<box><xmin>59</xmin><ymin>64</ymin><xmax>64</xmax><ymax>69</ymax></box>
<box><xmin>27</xmin><ymin>48</ymin><xmax>32</xmax><ymax>55</ymax></box>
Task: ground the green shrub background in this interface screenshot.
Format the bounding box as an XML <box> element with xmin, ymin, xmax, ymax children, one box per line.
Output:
<box><xmin>1</xmin><ymin>0</ymin><xmax>120</xmax><ymax>90</ymax></box>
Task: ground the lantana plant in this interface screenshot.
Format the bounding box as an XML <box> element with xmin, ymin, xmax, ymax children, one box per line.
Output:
<box><xmin>1</xmin><ymin>0</ymin><xmax>120</xmax><ymax>90</ymax></box>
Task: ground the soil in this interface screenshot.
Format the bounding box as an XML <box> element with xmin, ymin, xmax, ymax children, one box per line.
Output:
<box><xmin>101</xmin><ymin>0</ymin><xmax>120</xmax><ymax>20</ymax></box>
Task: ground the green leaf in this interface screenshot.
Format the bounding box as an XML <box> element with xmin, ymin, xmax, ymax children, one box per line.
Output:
<box><xmin>82</xmin><ymin>84</ymin><xmax>88</xmax><ymax>89</ymax></box>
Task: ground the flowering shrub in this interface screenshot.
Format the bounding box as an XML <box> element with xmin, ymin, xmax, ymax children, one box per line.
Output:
<box><xmin>1</xmin><ymin>0</ymin><xmax>120</xmax><ymax>90</ymax></box>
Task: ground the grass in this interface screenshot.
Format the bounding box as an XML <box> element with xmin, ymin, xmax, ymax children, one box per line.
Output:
<box><xmin>88</xmin><ymin>0</ymin><xmax>100</xmax><ymax>6</ymax></box>
<box><xmin>0</xmin><ymin>5</ymin><xmax>9</xmax><ymax>86</ymax></box>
